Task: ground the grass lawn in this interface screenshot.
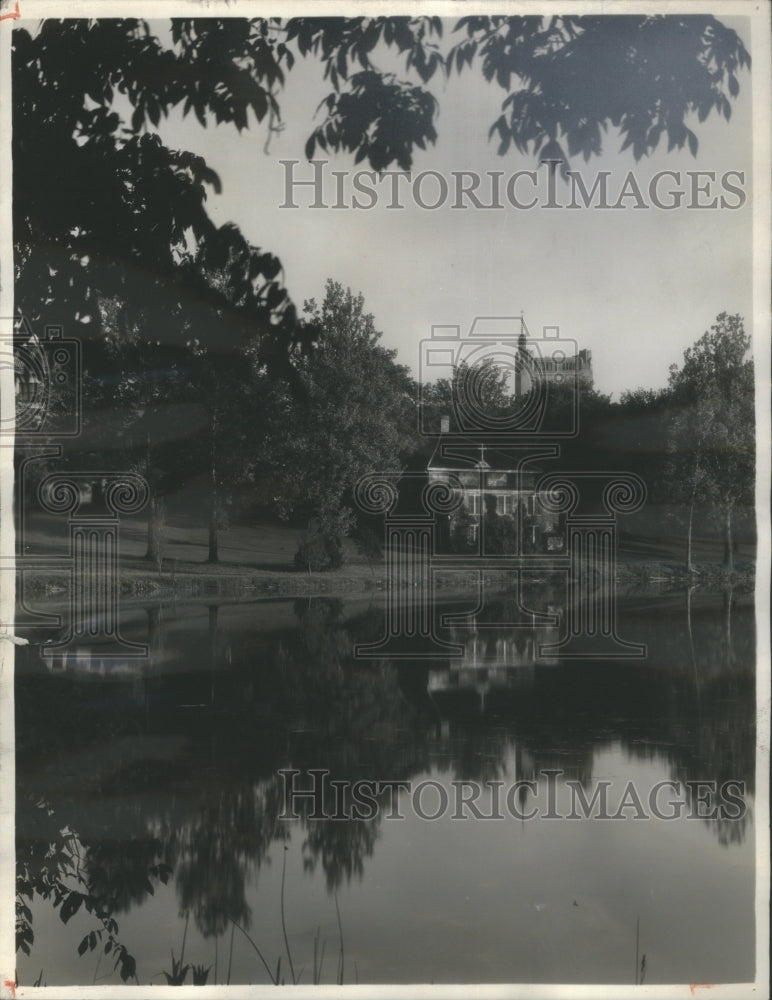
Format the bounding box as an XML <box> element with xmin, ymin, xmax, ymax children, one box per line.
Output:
<box><xmin>16</xmin><ymin>508</ymin><xmax>753</xmax><ymax>604</ymax></box>
<box><xmin>18</xmin><ymin>511</ymin><xmax>385</xmax><ymax>603</ymax></box>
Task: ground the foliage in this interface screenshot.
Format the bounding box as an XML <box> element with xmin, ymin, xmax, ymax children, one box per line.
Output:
<box><xmin>191</xmin><ymin>963</ymin><xmax>212</xmax><ymax>985</ymax></box>
<box><xmin>449</xmin><ymin>505</ymin><xmax>476</xmax><ymax>553</ymax></box>
<box><xmin>162</xmin><ymin>950</ymin><xmax>190</xmax><ymax>986</ymax></box>
<box><xmin>253</xmin><ymin>280</ymin><xmax>416</xmax><ymax>535</ymax></box>
<box><xmin>421</xmin><ymin>359</ymin><xmax>513</xmax><ymax>436</ymax></box>
<box><xmin>351</xmin><ymin>524</ymin><xmax>383</xmax><ymax>572</ymax></box>
<box><xmin>417</xmin><ymin>312</ymin><xmax>753</xmax><ymax>566</ymax></box>
<box><xmin>482</xmin><ymin>495</ymin><xmax>520</xmax><ymax>555</ymax></box>
<box><xmin>13</xmin><ymin>13</ymin><xmax>750</xmax><ymax>342</ymax></box>
<box><xmin>294</xmin><ymin>519</ymin><xmax>345</xmax><ymax>573</ymax></box>
<box><xmin>13</xmin><ymin>20</ymin><xmax>302</xmax><ymax>353</ymax></box>
<box><xmin>665</xmin><ymin>313</ymin><xmax>754</xmax><ymax>568</ymax></box>
<box><xmin>16</xmin><ymin>795</ymin><xmax>170</xmax><ymax>984</ymax></box>
<box><xmin>294</xmin><ymin>15</ymin><xmax>750</xmax><ymax>168</ymax></box>
<box><xmin>12</xmin><ymin>20</ymin><xmax>316</xmax><ymax>558</ymax></box>
<box><xmin>12</xmin><ymin>15</ymin><xmax>750</xmax><ymax>572</ymax></box>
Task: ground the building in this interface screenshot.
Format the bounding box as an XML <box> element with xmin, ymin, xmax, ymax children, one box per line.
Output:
<box><xmin>426</xmin><ymin>443</ymin><xmax>563</xmax><ymax>551</ymax></box>
<box><xmin>514</xmin><ymin>331</ymin><xmax>594</xmax><ymax>395</ymax></box>
<box><xmin>423</xmin><ymin>327</ymin><xmax>592</xmax><ymax>549</ymax></box>
<box><xmin>531</xmin><ymin>347</ymin><xmax>593</xmax><ymax>389</ymax></box>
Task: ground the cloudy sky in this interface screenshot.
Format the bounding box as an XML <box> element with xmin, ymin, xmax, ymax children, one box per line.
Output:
<box><xmin>155</xmin><ymin>15</ymin><xmax>754</xmax><ymax>397</ymax></box>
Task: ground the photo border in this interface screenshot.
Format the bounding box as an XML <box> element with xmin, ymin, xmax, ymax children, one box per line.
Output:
<box><xmin>0</xmin><ymin>2</ymin><xmax>768</xmax><ymax>997</ymax></box>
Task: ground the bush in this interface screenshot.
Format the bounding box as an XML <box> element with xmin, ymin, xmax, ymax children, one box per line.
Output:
<box><xmin>448</xmin><ymin>507</ymin><xmax>476</xmax><ymax>554</ymax></box>
<box><xmin>352</xmin><ymin>524</ymin><xmax>383</xmax><ymax>572</ymax></box>
<box><xmin>294</xmin><ymin>520</ymin><xmax>344</xmax><ymax>573</ymax></box>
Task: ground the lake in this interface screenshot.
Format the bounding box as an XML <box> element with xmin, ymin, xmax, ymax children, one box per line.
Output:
<box><xmin>15</xmin><ymin>585</ymin><xmax>756</xmax><ymax>986</ymax></box>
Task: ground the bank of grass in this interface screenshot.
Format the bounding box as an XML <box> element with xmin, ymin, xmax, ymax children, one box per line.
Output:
<box><xmin>20</xmin><ymin>554</ymin><xmax>753</xmax><ymax>605</ymax></box>
<box><xmin>18</xmin><ymin>515</ymin><xmax>753</xmax><ymax>602</ymax></box>
<box><xmin>614</xmin><ymin>558</ymin><xmax>754</xmax><ymax>590</ymax></box>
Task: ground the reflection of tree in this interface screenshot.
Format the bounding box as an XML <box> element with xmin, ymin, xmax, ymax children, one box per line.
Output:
<box><xmin>86</xmin><ymin>832</ymin><xmax>169</xmax><ymax>917</ymax></box>
<box><xmin>16</xmin><ymin>586</ymin><xmax>757</xmax><ymax>981</ymax></box>
<box><xmin>272</xmin><ymin>600</ymin><xmax>427</xmax><ymax>888</ymax></box>
<box><xmin>302</xmin><ymin>818</ymin><xmax>381</xmax><ymax>893</ymax></box>
<box><xmin>424</xmin><ymin>589</ymin><xmax>756</xmax><ymax>837</ymax></box>
<box><xmin>170</xmin><ymin>779</ymin><xmax>288</xmax><ymax>937</ymax></box>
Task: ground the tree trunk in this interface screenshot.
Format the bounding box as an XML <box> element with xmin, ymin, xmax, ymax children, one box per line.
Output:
<box><xmin>208</xmin><ymin>604</ymin><xmax>219</xmax><ymax>706</ymax></box>
<box><xmin>208</xmin><ymin>409</ymin><xmax>219</xmax><ymax>564</ymax></box>
<box><xmin>686</xmin><ymin>449</ymin><xmax>701</xmax><ymax>573</ymax></box>
<box><xmin>208</xmin><ymin>494</ymin><xmax>219</xmax><ymax>564</ymax></box>
<box><xmin>686</xmin><ymin>497</ymin><xmax>696</xmax><ymax>573</ymax></box>
<box><xmin>147</xmin><ymin>604</ymin><xmax>163</xmax><ymax>657</ymax></box>
<box><xmin>145</xmin><ymin>494</ymin><xmax>165</xmax><ymax>568</ymax></box>
<box><xmin>686</xmin><ymin>584</ymin><xmax>696</xmax><ymax>672</ymax></box>
<box><xmin>723</xmin><ymin>504</ymin><xmax>734</xmax><ymax>573</ymax></box>
<box><xmin>144</xmin><ymin>433</ymin><xmax>164</xmax><ymax>568</ymax></box>
<box><xmin>723</xmin><ymin>583</ymin><xmax>735</xmax><ymax>668</ymax></box>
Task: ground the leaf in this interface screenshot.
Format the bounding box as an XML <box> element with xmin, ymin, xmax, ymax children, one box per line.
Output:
<box><xmin>60</xmin><ymin>892</ymin><xmax>83</xmax><ymax>924</ymax></box>
<box><xmin>78</xmin><ymin>935</ymin><xmax>89</xmax><ymax>956</ymax></box>
<box><xmin>118</xmin><ymin>952</ymin><xmax>137</xmax><ymax>983</ymax></box>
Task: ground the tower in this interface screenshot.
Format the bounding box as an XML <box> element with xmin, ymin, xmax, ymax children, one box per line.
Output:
<box><xmin>514</xmin><ymin>331</ymin><xmax>532</xmax><ymax>398</ymax></box>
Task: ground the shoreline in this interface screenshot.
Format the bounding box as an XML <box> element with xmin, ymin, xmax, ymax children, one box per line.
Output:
<box><xmin>18</xmin><ymin>558</ymin><xmax>755</xmax><ymax>604</ymax></box>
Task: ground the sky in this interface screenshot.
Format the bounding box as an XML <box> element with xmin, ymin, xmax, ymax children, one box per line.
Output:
<box><xmin>152</xmin><ymin>16</ymin><xmax>755</xmax><ymax>398</ymax></box>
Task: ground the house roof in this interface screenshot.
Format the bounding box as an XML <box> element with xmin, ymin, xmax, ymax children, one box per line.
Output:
<box><xmin>427</xmin><ymin>445</ymin><xmax>543</xmax><ymax>474</ymax></box>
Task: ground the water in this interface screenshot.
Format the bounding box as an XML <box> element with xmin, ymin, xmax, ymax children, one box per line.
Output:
<box><xmin>15</xmin><ymin>586</ymin><xmax>756</xmax><ymax>986</ymax></box>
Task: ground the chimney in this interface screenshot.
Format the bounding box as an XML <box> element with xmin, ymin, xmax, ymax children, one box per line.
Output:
<box><xmin>440</xmin><ymin>415</ymin><xmax>450</xmax><ymax>434</ymax></box>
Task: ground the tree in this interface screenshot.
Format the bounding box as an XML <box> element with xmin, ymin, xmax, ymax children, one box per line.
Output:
<box><xmin>78</xmin><ymin>331</ymin><xmax>203</xmax><ymax>566</ymax></box>
<box><xmin>13</xmin><ymin>21</ymin><xmax>315</xmax><ymax>562</ymax></box>
<box><xmin>14</xmin><ymin>15</ymin><xmax>750</xmax><ymax>330</ymax></box>
<box><xmin>666</xmin><ymin>314</ymin><xmax>754</xmax><ymax>571</ymax></box>
<box><xmin>178</xmin><ymin>234</ymin><xmax>316</xmax><ymax>563</ymax></box>
<box><xmin>12</xmin><ymin>15</ymin><xmax>751</xmax><ymax>567</ymax></box>
<box><xmin>250</xmin><ymin>280</ymin><xmax>416</xmax><ymax>557</ymax></box>
<box><xmin>420</xmin><ymin>358</ymin><xmax>513</xmax><ymax>436</ymax></box>
<box><xmin>70</xmin><ymin>230</ymin><xmax>303</xmax><ymax>565</ymax></box>
<box><xmin>296</xmin><ymin>15</ymin><xmax>750</xmax><ymax>169</ymax></box>
<box><xmin>482</xmin><ymin>493</ymin><xmax>519</xmax><ymax>555</ymax></box>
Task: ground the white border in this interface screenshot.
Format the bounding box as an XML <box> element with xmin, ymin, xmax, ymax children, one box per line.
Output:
<box><xmin>0</xmin><ymin>3</ymin><xmax>769</xmax><ymax>998</ymax></box>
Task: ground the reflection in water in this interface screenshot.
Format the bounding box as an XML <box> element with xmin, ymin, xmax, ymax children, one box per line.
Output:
<box><xmin>15</xmin><ymin>584</ymin><xmax>755</xmax><ymax>984</ymax></box>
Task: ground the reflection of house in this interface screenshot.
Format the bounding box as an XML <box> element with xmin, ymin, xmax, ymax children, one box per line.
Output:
<box><xmin>427</xmin><ymin>443</ymin><xmax>563</xmax><ymax>549</ymax></box>
<box><xmin>43</xmin><ymin>646</ymin><xmax>142</xmax><ymax>679</ymax></box>
<box><xmin>428</xmin><ymin>616</ymin><xmax>562</xmax><ymax>711</ymax></box>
